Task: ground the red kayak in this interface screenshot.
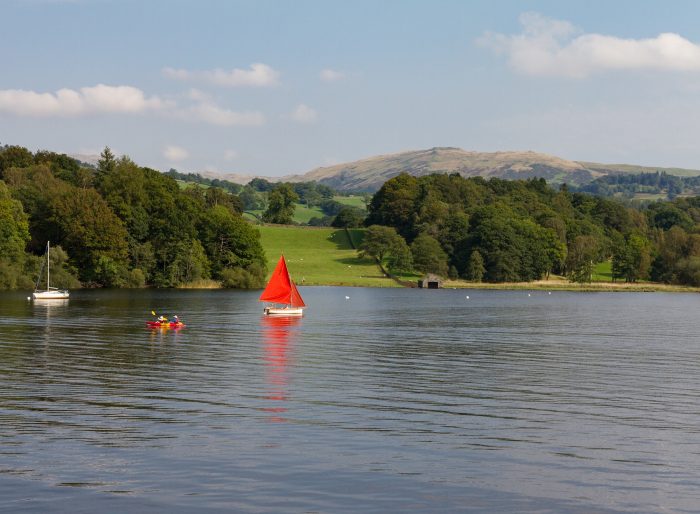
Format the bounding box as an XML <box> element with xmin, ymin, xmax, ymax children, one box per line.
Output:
<box><xmin>146</xmin><ymin>321</ymin><xmax>186</xmax><ymax>328</ymax></box>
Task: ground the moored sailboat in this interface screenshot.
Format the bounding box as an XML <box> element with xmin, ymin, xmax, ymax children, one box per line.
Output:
<box><xmin>259</xmin><ymin>255</ymin><xmax>306</xmax><ymax>316</ymax></box>
<box><xmin>33</xmin><ymin>241</ymin><xmax>70</xmax><ymax>300</ymax></box>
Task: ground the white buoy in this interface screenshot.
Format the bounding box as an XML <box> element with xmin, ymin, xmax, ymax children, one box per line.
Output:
<box><xmin>27</xmin><ymin>296</ymin><xmax>31</xmax><ymax>301</ymax></box>
<box><xmin>345</xmin><ymin>296</ymin><xmax>350</xmax><ymax>300</ymax></box>
<box><xmin>465</xmin><ymin>295</ymin><xmax>470</xmax><ymax>299</ymax></box>
<box><xmin>528</xmin><ymin>293</ymin><xmax>531</xmax><ymax>297</ymax></box>
<box><xmin>548</xmin><ymin>291</ymin><xmax>551</xmax><ymax>295</ymax></box>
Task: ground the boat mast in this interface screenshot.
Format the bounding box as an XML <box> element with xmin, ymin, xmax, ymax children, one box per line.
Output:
<box><xmin>46</xmin><ymin>241</ymin><xmax>50</xmax><ymax>291</ymax></box>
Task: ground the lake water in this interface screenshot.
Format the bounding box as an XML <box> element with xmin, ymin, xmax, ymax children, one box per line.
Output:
<box><xmin>1</xmin><ymin>287</ymin><xmax>700</xmax><ymax>513</ymax></box>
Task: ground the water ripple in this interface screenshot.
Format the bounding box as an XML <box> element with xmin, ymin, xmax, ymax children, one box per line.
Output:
<box><xmin>1</xmin><ymin>288</ymin><xmax>700</xmax><ymax>512</ymax></box>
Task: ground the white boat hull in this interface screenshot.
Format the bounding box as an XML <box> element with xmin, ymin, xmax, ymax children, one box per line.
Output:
<box><xmin>33</xmin><ymin>290</ymin><xmax>70</xmax><ymax>300</ymax></box>
<box><xmin>264</xmin><ymin>306</ymin><xmax>304</xmax><ymax>316</ymax></box>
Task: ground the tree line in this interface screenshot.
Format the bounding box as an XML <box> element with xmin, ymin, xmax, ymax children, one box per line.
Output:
<box><xmin>4</xmin><ymin>143</ymin><xmax>700</xmax><ymax>289</ymax></box>
<box><xmin>0</xmin><ymin>145</ymin><xmax>267</xmax><ymax>289</ymax></box>
<box><xmin>359</xmin><ymin>173</ymin><xmax>700</xmax><ymax>286</ymax></box>
<box><xmin>576</xmin><ymin>171</ymin><xmax>700</xmax><ymax>200</ymax></box>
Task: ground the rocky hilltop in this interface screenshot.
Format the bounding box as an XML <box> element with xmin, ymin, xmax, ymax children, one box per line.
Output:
<box><xmin>195</xmin><ymin>147</ymin><xmax>700</xmax><ymax>192</ymax></box>
<box><xmin>287</xmin><ymin>147</ymin><xmax>601</xmax><ymax>192</ymax></box>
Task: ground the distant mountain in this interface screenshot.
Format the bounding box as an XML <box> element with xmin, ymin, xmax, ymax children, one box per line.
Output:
<box><xmin>199</xmin><ymin>170</ymin><xmax>259</xmax><ymax>185</ymax></box>
<box><xmin>283</xmin><ymin>147</ymin><xmax>594</xmax><ymax>192</ymax></box>
<box><xmin>75</xmin><ymin>147</ymin><xmax>700</xmax><ymax>193</ymax></box>
<box><xmin>280</xmin><ymin>147</ymin><xmax>700</xmax><ymax>192</ymax></box>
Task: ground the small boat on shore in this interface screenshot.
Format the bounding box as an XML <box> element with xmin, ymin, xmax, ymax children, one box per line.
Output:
<box><xmin>33</xmin><ymin>241</ymin><xmax>69</xmax><ymax>300</ymax></box>
<box><xmin>259</xmin><ymin>255</ymin><xmax>306</xmax><ymax>316</ymax></box>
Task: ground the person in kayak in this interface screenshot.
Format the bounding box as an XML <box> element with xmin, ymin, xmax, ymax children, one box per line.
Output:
<box><xmin>173</xmin><ymin>315</ymin><xmax>180</xmax><ymax>325</ymax></box>
<box><xmin>158</xmin><ymin>315</ymin><xmax>168</xmax><ymax>323</ymax></box>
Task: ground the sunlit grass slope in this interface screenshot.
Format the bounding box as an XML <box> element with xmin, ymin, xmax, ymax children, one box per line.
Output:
<box><xmin>257</xmin><ymin>225</ymin><xmax>397</xmax><ymax>287</ymax></box>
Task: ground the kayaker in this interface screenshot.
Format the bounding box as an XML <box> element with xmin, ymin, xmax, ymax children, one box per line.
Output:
<box><xmin>158</xmin><ymin>315</ymin><xmax>168</xmax><ymax>323</ymax></box>
<box><xmin>173</xmin><ymin>315</ymin><xmax>180</xmax><ymax>325</ymax></box>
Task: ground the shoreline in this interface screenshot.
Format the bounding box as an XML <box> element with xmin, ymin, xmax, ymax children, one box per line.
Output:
<box><xmin>11</xmin><ymin>279</ymin><xmax>700</xmax><ymax>294</ymax></box>
<box><xmin>440</xmin><ymin>279</ymin><xmax>700</xmax><ymax>293</ymax></box>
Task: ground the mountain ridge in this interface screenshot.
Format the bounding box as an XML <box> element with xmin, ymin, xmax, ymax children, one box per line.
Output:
<box><xmin>73</xmin><ymin>147</ymin><xmax>700</xmax><ymax>192</ymax></box>
<box><xmin>208</xmin><ymin>147</ymin><xmax>700</xmax><ymax>192</ymax></box>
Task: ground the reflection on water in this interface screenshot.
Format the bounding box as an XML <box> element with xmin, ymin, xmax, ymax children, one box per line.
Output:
<box><xmin>261</xmin><ymin>316</ymin><xmax>300</xmax><ymax>422</ymax></box>
<box><xmin>32</xmin><ymin>298</ymin><xmax>70</xmax><ymax>308</ymax></box>
<box><xmin>1</xmin><ymin>288</ymin><xmax>700</xmax><ymax>513</ymax></box>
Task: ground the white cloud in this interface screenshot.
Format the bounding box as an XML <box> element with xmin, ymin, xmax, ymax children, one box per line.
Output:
<box><xmin>162</xmin><ymin>63</ymin><xmax>280</xmax><ymax>87</ymax></box>
<box><xmin>479</xmin><ymin>12</ymin><xmax>700</xmax><ymax>78</ymax></box>
<box><xmin>175</xmin><ymin>101</ymin><xmax>265</xmax><ymax>126</ymax></box>
<box><xmin>163</xmin><ymin>145</ymin><xmax>189</xmax><ymax>162</ymax></box>
<box><xmin>320</xmin><ymin>69</ymin><xmax>345</xmax><ymax>82</ymax></box>
<box><xmin>0</xmin><ymin>84</ymin><xmax>166</xmax><ymax>116</ymax></box>
<box><xmin>290</xmin><ymin>103</ymin><xmax>318</xmax><ymax>124</ymax></box>
<box><xmin>0</xmin><ymin>83</ymin><xmax>264</xmax><ymax>128</ymax></box>
<box><xmin>223</xmin><ymin>149</ymin><xmax>238</xmax><ymax>161</ymax></box>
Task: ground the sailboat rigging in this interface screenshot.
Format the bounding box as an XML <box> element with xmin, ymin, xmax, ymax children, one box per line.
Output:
<box><xmin>33</xmin><ymin>241</ymin><xmax>69</xmax><ymax>300</ymax></box>
<box><xmin>259</xmin><ymin>255</ymin><xmax>306</xmax><ymax>316</ymax></box>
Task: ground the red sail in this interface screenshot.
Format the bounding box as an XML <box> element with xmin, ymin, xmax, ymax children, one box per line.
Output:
<box><xmin>259</xmin><ymin>255</ymin><xmax>306</xmax><ymax>307</ymax></box>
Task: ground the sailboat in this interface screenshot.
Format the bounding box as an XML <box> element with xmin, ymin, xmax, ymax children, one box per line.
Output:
<box><xmin>33</xmin><ymin>241</ymin><xmax>70</xmax><ymax>300</ymax></box>
<box><xmin>259</xmin><ymin>255</ymin><xmax>306</xmax><ymax>316</ymax></box>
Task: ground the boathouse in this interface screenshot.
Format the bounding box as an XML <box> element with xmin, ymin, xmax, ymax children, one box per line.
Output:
<box><xmin>418</xmin><ymin>274</ymin><xmax>442</xmax><ymax>289</ymax></box>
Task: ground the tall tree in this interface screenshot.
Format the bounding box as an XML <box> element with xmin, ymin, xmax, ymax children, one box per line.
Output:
<box><xmin>97</xmin><ymin>146</ymin><xmax>116</xmax><ymax>175</ymax></box>
<box><xmin>566</xmin><ymin>235</ymin><xmax>599</xmax><ymax>283</ymax></box>
<box><xmin>262</xmin><ymin>184</ymin><xmax>298</xmax><ymax>224</ymax></box>
<box><xmin>465</xmin><ymin>250</ymin><xmax>485</xmax><ymax>282</ymax></box>
<box><xmin>410</xmin><ymin>233</ymin><xmax>448</xmax><ymax>276</ymax></box>
<box><xmin>366</xmin><ymin>173</ymin><xmax>420</xmax><ymax>238</ymax></box>
<box><xmin>358</xmin><ymin>225</ymin><xmax>408</xmax><ymax>263</ymax></box>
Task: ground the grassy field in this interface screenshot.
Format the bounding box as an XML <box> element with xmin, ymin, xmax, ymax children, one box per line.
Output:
<box><xmin>334</xmin><ymin>195</ymin><xmax>367</xmax><ymax>209</ymax></box>
<box><xmin>292</xmin><ymin>204</ymin><xmax>325</xmax><ymax>223</ymax></box>
<box><xmin>591</xmin><ymin>260</ymin><xmax>613</xmax><ymax>281</ymax></box>
<box><xmin>245</xmin><ymin>196</ymin><xmax>366</xmax><ymax>225</ymax></box>
<box><xmin>257</xmin><ymin>225</ymin><xmax>398</xmax><ymax>287</ymax></box>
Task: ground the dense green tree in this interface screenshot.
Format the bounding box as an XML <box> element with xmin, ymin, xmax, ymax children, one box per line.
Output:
<box><xmin>612</xmin><ymin>233</ymin><xmax>652</xmax><ymax>283</ymax></box>
<box><xmin>239</xmin><ymin>185</ymin><xmax>266</xmax><ymax>211</ymax></box>
<box><xmin>386</xmin><ymin>237</ymin><xmax>413</xmax><ymax>273</ymax></box>
<box><xmin>464</xmin><ymin>250</ymin><xmax>485</xmax><ymax>282</ymax></box>
<box><xmin>467</xmin><ymin>207</ymin><xmax>559</xmax><ymax>282</ymax></box>
<box><xmin>0</xmin><ymin>181</ymin><xmax>30</xmax><ymax>264</ymax></box>
<box><xmin>200</xmin><ymin>205</ymin><xmax>267</xmax><ymax>286</ymax></box>
<box><xmin>166</xmin><ymin>239</ymin><xmax>210</xmax><ymax>285</ymax></box>
<box><xmin>331</xmin><ymin>206</ymin><xmax>365</xmax><ymax>228</ymax></box>
<box><xmin>650</xmin><ymin>226</ymin><xmax>688</xmax><ymax>283</ymax></box>
<box><xmin>647</xmin><ymin>203</ymin><xmax>693</xmax><ymax>231</ymax></box>
<box><xmin>366</xmin><ymin>173</ymin><xmax>420</xmax><ymax>238</ymax></box>
<box><xmin>410</xmin><ymin>234</ymin><xmax>448</xmax><ymax>276</ymax></box>
<box><xmin>0</xmin><ymin>181</ymin><xmax>31</xmax><ymax>288</ymax></box>
<box><xmin>566</xmin><ymin>235</ymin><xmax>599</xmax><ymax>283</ymax></box>
<box><xmin>319</xmin><ymin>199</ymin><xmax>344</xmax><ymax>216</ymax></box>
<box><xmin>358</xmin><ymin>225</ymin><xmax>407</xmax><ymax>263</ymax></box>
<box><xmin>676</xmin><ymin>257</ymin><xmax>700</xmax><ymax>286</ymax></box>
<box><xmin>205</xmin><ymin>187</ymin><xmax>243</xmax><ymax>214</ymax></box>
<box><xmin>97</xmin><ymin>146</ymin><xmax>116</xmax><ymax>175</ymax></box>
<box><xmin>50</xmin><ymin>187</ymin><xmax>129</xmax><ymax>282</ymax></box>
<box><xmin>262</xmin><ymin>184</ymin><xmax>298</xmax><ymax>224</ymax></box>
<box><xmin>0</xmin><ymin>146</ymin><xmax>34</xmax><ymax>178</ymax></box>
<box><xmin>248</xmin><ymin>177</ymin><xmax>275</xmax><ymax>192</ymax></box>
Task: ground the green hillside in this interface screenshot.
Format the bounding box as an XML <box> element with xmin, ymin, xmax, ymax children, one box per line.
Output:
<box><xmin>333</xmin><ymin>195</ymin><xmax>367</xmax><ymax>208</ymax></box>
<box><xmin>257</xmin><ymin>225</ymin><xmax>397</xmax><ymax>287</ymax></box>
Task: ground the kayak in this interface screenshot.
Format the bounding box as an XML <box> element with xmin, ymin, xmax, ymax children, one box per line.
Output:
<box><xmin>146</xmin><ymin>321</ymin><xmax>186</xmax><ymax>328</ymax></box>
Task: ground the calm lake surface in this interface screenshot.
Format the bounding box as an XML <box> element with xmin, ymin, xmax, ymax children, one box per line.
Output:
<box><xmin>1</xmin><ymin>287</ymin><xmax>700</xmax><ymax>513</ymax></box>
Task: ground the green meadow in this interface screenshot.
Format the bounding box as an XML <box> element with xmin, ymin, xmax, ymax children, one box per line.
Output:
<box><xmin>333</xmin><ymin>195</ymin><xmax>367</xmax><ymax>208</ymax></box>
<box><xmin>257</xmin><ymin>225</ymin><xmax>397</xmax><ymax>287</ymax></box>
<box><xmin>591</xmin><ymin>260</ymin><xmax>613</xmax><ymax>282</ymax></box>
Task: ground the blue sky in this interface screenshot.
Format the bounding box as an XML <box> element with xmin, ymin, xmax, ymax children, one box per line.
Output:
<box><xmin>4</xmin><ymin>0</ymin><xmax>700</xmax><ymax>176</ymax></box>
